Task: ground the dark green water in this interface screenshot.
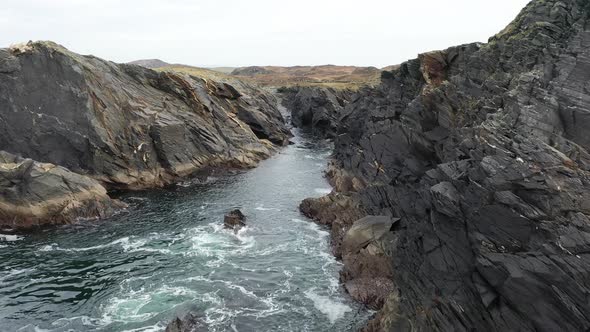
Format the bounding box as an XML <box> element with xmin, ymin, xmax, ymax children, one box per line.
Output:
<box><xmin>0</xmin><ymin>130</ymin><xmax>371</xmax><ymax>332</ymax></box>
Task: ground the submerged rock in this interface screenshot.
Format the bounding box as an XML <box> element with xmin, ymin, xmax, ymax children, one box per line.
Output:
<box><xmin>0</xmin><ymin>41</ymin><xmax>291</xmax><ymax>190</ymax></box>
<box><xmin>0</xmin><ymin>151</ymin><xmax>124</xmax><ymax>229</ymax></box>
<box><xmin>224</xmin><ymin>209</ymin><xmax>246</xmax><ymax>230</ymax></box>
<box><xmin>294</xmin><ymin>0</ymin><xmax>590</xmax><ymax>330</ymax></box>
<box><xmin>165</xmin><ymin>313</ymin><xmax>208</xmax><ymax>332</ymax></box>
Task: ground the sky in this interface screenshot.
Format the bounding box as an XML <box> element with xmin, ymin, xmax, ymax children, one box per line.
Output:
<box><xmin>1</xmin><ymin>0</ymin><xmax>531</xmax><ymax>68</ymax></box>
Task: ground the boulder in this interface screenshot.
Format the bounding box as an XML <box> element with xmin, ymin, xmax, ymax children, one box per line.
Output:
<box><xmin>299</xmin><ymin>192</ymin><xmax>366</xmax><ymax>258</ymax></box>
<box><xmin>223</xmin><ymin>209</ymin><xmax>246</xmax><ymax>230</ymax></box>
<box><xmin>0</xmin><ymin>151</ymin><xmax>125</xmax><ymax>229</ymax></box>
<box><xmin>342</xmin><ymin>216</ymin><xmax>399</xmax><ymax>255</ymax></box>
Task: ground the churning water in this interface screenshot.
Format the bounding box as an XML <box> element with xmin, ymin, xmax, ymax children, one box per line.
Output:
<box><xmin>0</xmin><ymin>130</ymin><xmax>371</xmax><ymax>332</ymax></box>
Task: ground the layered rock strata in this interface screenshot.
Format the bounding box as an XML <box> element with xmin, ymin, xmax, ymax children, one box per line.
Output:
<box><xmin>0</xmin><ymin>41</ymin><xmax>291</xmax><ymax>191</ymax></box>
<box><xmin>295</xmin><ymin>0</ymin><xmax>590</xmax><ymax>330</ymax></box>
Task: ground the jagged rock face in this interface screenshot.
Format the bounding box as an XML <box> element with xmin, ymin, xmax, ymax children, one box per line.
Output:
<box><xmin>0</xmin><ymin>151</ymin><xmax>124</xmax><ymax>229</ymax></box>
<box><xmin>280</xmin><ymin>87</ymin><xmax>351</xmax><ymax>138</ymax></box>
<box><xmin>298</xmin><ymin>0</ymin><xmax>590</xmax><ymax>331</ymax></box>
<box><xmin>0</xmin><ymin>42</ymin><xmax>291</xmax><ymax>190</ymax></box>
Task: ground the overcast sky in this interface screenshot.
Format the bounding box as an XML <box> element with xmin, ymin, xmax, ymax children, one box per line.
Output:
<box><xmin>1</xmin><ymin>0</ymin><xmax>530</xmax><ymax>68</ymax></box>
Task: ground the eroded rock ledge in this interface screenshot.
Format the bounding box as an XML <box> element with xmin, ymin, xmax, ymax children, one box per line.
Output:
<box><xmin>0</xmin><ymin>151</ymin><xmax>124</xmax><ymax>229</ymax></box>
<box><xmin>291</xmin><ymin>0</ymin><xmax>590</xmax><ymax>330</ymax></box>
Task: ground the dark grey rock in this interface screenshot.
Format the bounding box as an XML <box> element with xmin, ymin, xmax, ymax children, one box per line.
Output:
<box><xmin>294</xmin><ymin>0</ymin><xmax>590</xmax><ymax>331</ymax></box>
<box><xmin>279</xmin><ymin>86</ymin><xmax>352</xmax><ymax>138</ymax></box>
<box><xmin>430</xmin><ymin>182</ymin><xmax>461</xmax><ymax>217</ymax></box>
<box><xmin>223</xmin><ymin>209</ymin><xmax>246</xmax><ymax>230</ymax></box>
<box><xmin>0</xmin><ymin>49</ymin><xmax>20</xmax><ymax>73</ymax></box>
<box><xmin>0</xmin><ymin>41</ymin><xmax>291</xmax><ymax>190</ymax></box>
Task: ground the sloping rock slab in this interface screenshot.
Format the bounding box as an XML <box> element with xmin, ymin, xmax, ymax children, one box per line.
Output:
<box><xmin>0</xmin><ymin>151</ymin><xmax>124</xmax><ymax>228</ymax></box>
<box><xmin>342</xmin><ymin>215</ymin><xmax>399</xmax><ymax>255</ymax></box>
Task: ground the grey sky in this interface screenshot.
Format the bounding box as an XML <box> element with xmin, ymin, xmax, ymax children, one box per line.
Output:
<box><xmin>1</xmin><ymin>0</ymin><xmax>531</xmax><ymax>68</ymax></box>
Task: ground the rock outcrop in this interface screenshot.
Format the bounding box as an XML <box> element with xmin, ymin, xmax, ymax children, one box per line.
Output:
<box><xmin>296</xmin><ymin>0</ymin><xmax>590</xmax><ymax>331</ymax></box>
<box><xmin>223</xmin><ymin>209</ymin><xmax>246</xmax><ymax>230</ymax></box>
<box><xmin>0</xmin><ymin>151</ymin><xmax>124</xmax><ymax>229</ymax></box>
<box><xmin>0</xmin><ymin>41</ymin><xmax>291</xmax><ymax>190</ymax></box>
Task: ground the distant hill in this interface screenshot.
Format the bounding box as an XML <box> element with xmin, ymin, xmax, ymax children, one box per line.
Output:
<box><xmin>381</xmin><ymin>64</ymin><xmax>401</xmax><ymax>72</ymax></box>
<box><xmin>128</xmin><ymin>59</ymin><xmax>170</xmax><ymax>69</ymax></box>
<box><xmin>154</xmin><ymin>64</ymin><xmax>237</xmax><ymax>83</ymax></box>
<box><xmin>128</xmin><ymin>61</ymin><xmax>395</xmax><ymax>89</ymax></box>
<box><xmin>230</xmin><ymin>65</ymin><xmax>383</xmax><ymax>88</ymax></box>
<box><xmin>208</xmin><ymin>67</ymin><xmax>237</xmax><ymax>74</ymax></box>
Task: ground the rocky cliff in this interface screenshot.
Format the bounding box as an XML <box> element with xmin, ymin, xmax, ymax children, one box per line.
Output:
<box><xmin>0</xmin><ymin>41</ymin><xmax>290</xmax><ymax>190</ymax></box>
<box><xmin>280</xmin><ymin>86</ymin><xmax>352</xmax><ymax>138</ymax></box>
<box><xmin>292</xmin><ymin>0</ymin><xmax>590</xmax><ymax>330</ymax></box>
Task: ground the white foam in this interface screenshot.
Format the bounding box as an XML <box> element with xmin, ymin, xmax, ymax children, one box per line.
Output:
<box><xmin>119</xmin><ymin>237</ymin><xmax>148</xmax><ymax>252</ymax></box>
<box><xmin>314</xmin><ymin>188</ymin><xmax>332</xmax><ymax>195</ymax></box>
<box><xmin>177</xmin><ymin>181</ymin><xmax>192</xmax><ymax>188</ymax></box>
<box><xmin>16</xmin><ymin>326</ymin><xmax>52</xmax><ymax>332</ymax></box>
<box><xmin>102</xmin><ymin>285</ymin><xmax>203</xmax><ymax>324</ymax></box>
<box><xmin>306</xmin><ymin>224</ymin><xmax>329</xmax><ymax>238</ymax></box>
<box><xmin>214</xmin><ymin>279</ymin><xmax>257</xmax><ymax>299</ymax></box>
<box><xmin>37</xmin><ymin>237</ymin><xmax>152</xmax><ymax>253</ymax></box>
<box><xmin>0</xmin><ymin>268</ymin><xmax>35</xmax><ymax>284</ymax></box>
<box><xmin>204</xmin><ymin>307</ymin><xmax>241</xmax><ymax>326</ymax></box>
<box><xmin>126</xmin><ymin>197</ymin><xmax>148</xmax><ymax>202</ymax></box>
<box><xmin>188</xmin><ymin>226</ymin><xmax>231</xmax><ymax>257</ymax></box>
<box><xmin>304</xmin><ymin>289</ymin><xmax>352</xmax><ymax>324</ymax></box>
<box><xmin>255</xmin><ymin>206</ymin><xmax>281</xmax><ymax>211</ymax></box>
<box><xmin>0</xmin><ymin>234</ymin><xmax>23</xmax><ymax>242</ymax></box>
<box><xmin>292</xmin><ymin>219</ymin><xmax>329</xmax><ymax>239</ymax></box>
<box><xmin>50</xmin><ymin>315</ymin><xmax>103</xmax><ymax>329</ymax></box>
<box><xmin>120</xmin><ymin>322</ymin><xmax>166</xmax><ymax>332</ymax></box>
<box><xmin>234</xmin><ymin>227</ymin><xmax>255</xmax><ymax>247</ymax></box>
<box><xmin>255</xmin><ymin>243</ymin><xmax>288</xmax><ymax>256</ymax></box>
